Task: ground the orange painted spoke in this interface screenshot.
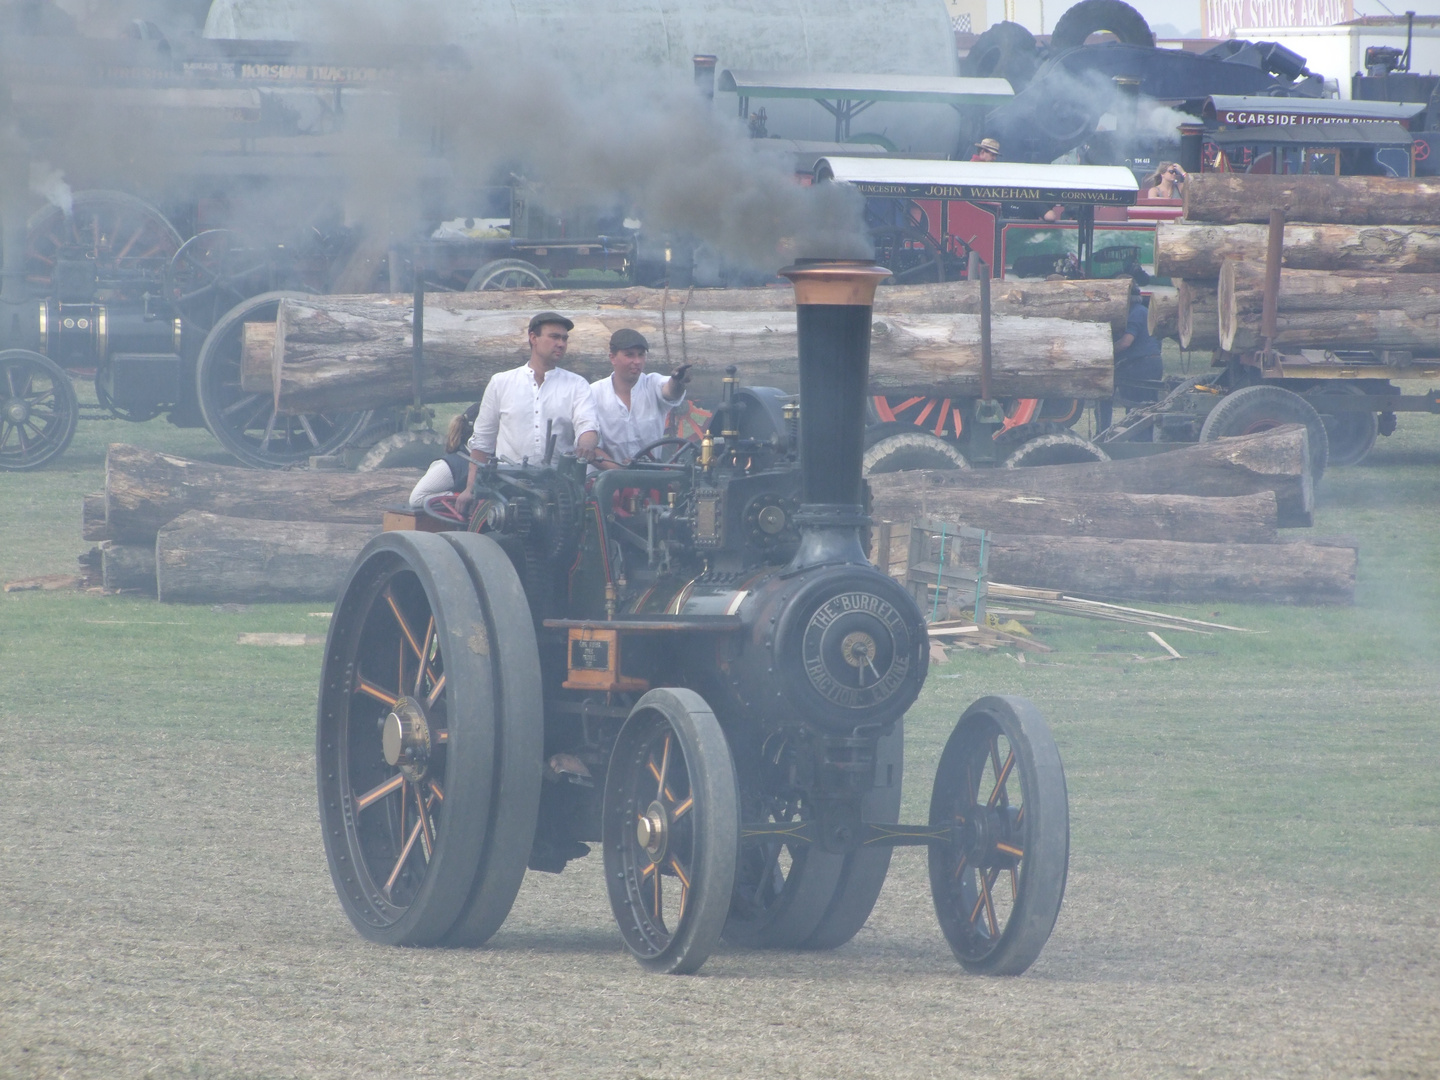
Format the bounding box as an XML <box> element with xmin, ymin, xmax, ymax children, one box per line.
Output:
<box><xmin>1009</xmin><ymin>868</ymin><xmax>1019</xmax><ymax>900</ymax></box>
<box><xmin>1016</xmin><ymin>804</ymin><xmax>1025</xmax><ymax>824</ymax></box>
<box><xmin>399</xmin><ymin>778</ymin><xmax>407</xmax><ymax>838</ymax></box>
<box><xmin>652</xmin><ymin>863</ymin><xmax>662</xmax><ymax>920</ymax></box>
<box><xmin>357</xmin><ymin>677</ymin><xmax>397</xmax><ymax>706</ymax></box>
<box><xmin>668</xmin><ymin>857</ymin><xmax>691</xmax><ymax>891</ymax></box>
<box><xmin>640</xmin><ymin>859</ymin><xmax>656</xmax><ymax>879</ymax></box>
<box><xmin>425</xmin><ymin>673</ymin><xmax>446</xmax><ymax>708</ymax></box>
<box><xmin>355</xmin><ymin>773</ymin><xmax>403</xmax><ymax>810</ymax></box>
<box><xmin>428</xmin><ymin>778</ymin><xmax>444</xmax><ymax>802</ymax></box>
<box><xmin>670</xmin><ymin>858</ymin><xmax>690</xmax><ymax>921</ymax></box>
<box><xmin>952</xmin><ymin>854</ymin><xmax>968</xmax><ymax>882</ymax></box>
<box><xmin>433</xmin><ymin>728</ymin><xmax>448</xmax><ymax>745</ymax></box>
<box><xmin>987</xmin><ymin>750</ymin><xmax>1016</xmax><ymax>808</ymax></box>
<box><xmin>969</xmin><ymin>882</ymin><xmax>986</xmax><ymax>925</ymax></box>
<box><xmin>415</xmin><ymin>784</ymin><xmax>433</xmax><ymax>859</ymax></box>
<box><xmin>413</xmin><ymin>617</ymin><xmax>435</xmax><ymax>697</ymax></box>
<box><xmin>996</xmin><ymin>842</ymin><xmax>1024</xmax><ymax>858</ymax></box>
<box><xmin>671</xmin><ymin>796</ymin><xmax>694</xmax><ymax>820</ymax></box>
<box><xmin>385</xmin><ymin>590</ymin><xmax>426</xmax><ymax>663</ymax></box>
<box><xmin>657</xmin><ymin>733</ymin><xmax>671</xmax><ymax>801</ymax></box>
<box><xmin>981</xmin><ymin>870</ymin><xmax>1000</xmax><ymax>937</ymax></box>
<box><xmin>384</xmin><ymin>818</ymin><xmax>424</xmax><ymax>896</ymax></box>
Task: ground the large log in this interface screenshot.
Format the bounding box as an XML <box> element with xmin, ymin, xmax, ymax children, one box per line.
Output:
<box><xmin>1147</xmin><ymin>287</ymin><xmax>1179</xmax><ymax>341</ymax></box>
<box><xmin>1177</xmin><ymin>280</ymin><xmax>1220</xmax><ymax>351</ymax></box>
<box><xmin>869</xmin><ymin>480</ymin><xmax>1277</xmax><ymax>543</ymax></box>
<box><xmin>104</xmin><ymin>443</ymin><xmax>416</xmax><ymax>543</ymax></box>
<box><xmin>878</xmin><ymin>424</ymin><xmax>1313</xmax><ymax>527</ymax></box>
<box><xmin>156</xmin><ymin>511</ymin><xmax>378</xmax><ymax>604</ymax></box>
<box><xmin>1156</xmin><ymin>221</ymin><xmax>1440</xmax><ymax>279</ymax></box>
<box><xmin>270</xmin><ymin>299</ymin><xmax>1116</xmax><ymax>413</ymax></box>
<box><xmin>1218</xmin><ymin>260</ymin><xmax>1440</xmax><ymax>353</ymax></box>
<box><xmin>82</xmin><ymin>492</ymin><xmax>109</xmax><ymax>541</ymax></box>
<box><xmin>1184</xmin><ymin>174</ymin><xmax>1440</xmax><ymax>227</ymax></box>
<box><xmin>977</xmin><ymin>533</ymin><xmax>1355</xmax><ymax>605</ymax></box>
<box><xmin>100</xmin><ymin>540</ymin><xmax>156</xmax><ymax>593</ymax></box>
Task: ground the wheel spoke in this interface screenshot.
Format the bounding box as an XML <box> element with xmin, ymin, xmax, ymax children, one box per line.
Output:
<box><xmin>357</xmin><ymin>676</ymin><xmax>398</xmax><ymax>706</ymax></box>
<box><xmin>980</xmin><ymin>868</ymin><xmax>1000</xmax><ymax>937</ymax></box>
<box><xmin>428</xmin><ymin>778</ymin><xmax>444</xmax><ymax>802</ymax></box>
<box><xmin>385</xmin><ymin>590</ymin><xmax>426</xmax><ymax>662</ymax></box>
<box><xmin>258</xmin><ymin>410</ymin><xmax>278</xmax><ymax>452</ymax></box>
<box><xmin>415</xmin><ymin>784</ymin><xmax>433</xmax><ymax>859</ymax></box>
<box><xmin>414</xmin><ymin>617</ymin><xmax>435</xmax><ymax>697</ymax></box>
<box><xmin>220</xmin><ymin>391</ymin><xmax>262</xmax><ymax>419</ymax></box>
<box><xmin>355</xmin><ymin>772</ymin><xmax>403</xmax><ymax>810</ymax></box>
<box><xmin>669</xmin><ymin>856</ymin><xmax>690</xmax><ymax>921</ymax></box>
<box><xmin>670</xmin><ymin>795</ymin><xmax>693</xmax><ymax>820</ymax></box>
<box><xmin>425</xmin><ymin>673</ymin><xmax>446</xmax><ymax>708</ymax></box>
<box><xmin>656</xmin><ymin>733</ymin><xmax>671</xmax><ymax>801</ymax></box>
<box><xmin>988</xmin><ymin>746</ymin><xmax>1015</xmax><ymax>808</ymax></box>
<box><xmin>298</xmin><ymin>413</ymin><xmax>320</xmax><ymax>448</ymax></box>
<box><xmin>383</xmin><ymin>817</ymin><xmax>425</xmax><ymax>897</ymax></box>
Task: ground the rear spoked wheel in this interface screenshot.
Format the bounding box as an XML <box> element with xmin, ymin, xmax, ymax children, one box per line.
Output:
<box><xmin>929</xmin><ymin>696</ymin><xmax>1068</xmax><ymax>975</ymax></box>
<box><xmin>317</xmin><ymin>532</ymin><xmax>540</xmax><ymax>946</ymax></box>
<box><xmin>0</xmin><ymin>350</ymin><xmax>78</xmax><ymax>471</ymax></box>
<box><xmin>604</xmin><ymin>689</ymin><xmax>738</xmax><ymax>974</ymax></box>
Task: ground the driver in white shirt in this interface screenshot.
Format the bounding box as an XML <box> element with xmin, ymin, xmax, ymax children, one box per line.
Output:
<box><xmin>590</xmin><ymin>328</ymin><xmax>689</xmax><ymax>466</ymax></box>
<box><xmin>458</xmin><ymin>312</ymin><xmax>599</xmax><ymax>514</ymax></box>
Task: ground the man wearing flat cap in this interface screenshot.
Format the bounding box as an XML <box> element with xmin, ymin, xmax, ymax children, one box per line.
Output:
<box><xmin>459</xmin><ymin>312</ymin><xmax>599</xmax><ymax>509</ymax></box>
<box><xmin>590</xmin><ymin>328</ymin><xmax>690</xmax><ymax>465</ymax></box>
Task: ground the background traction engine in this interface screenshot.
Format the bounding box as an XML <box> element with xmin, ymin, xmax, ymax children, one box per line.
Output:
<box><xmin>316</xmin><ymin>261</ymin><xmax>1072</xmax><ymax>975</ymax></box>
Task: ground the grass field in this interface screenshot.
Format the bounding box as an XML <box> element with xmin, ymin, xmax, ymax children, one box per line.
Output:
<box><xmin>1</xmin><ymin>401</ymin><xmax>1437</xmax><ymax>1077</ymax></box>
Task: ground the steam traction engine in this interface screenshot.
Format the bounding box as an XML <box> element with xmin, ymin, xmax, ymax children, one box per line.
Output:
<box><xmin>316</xmin><ymin>261</ymin><xmax>1070</xmax><ymax>974</ymax></box>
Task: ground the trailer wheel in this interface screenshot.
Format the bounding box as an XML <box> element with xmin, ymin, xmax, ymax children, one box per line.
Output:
<box><xmin>1198</xmin><ymin>384</ymin><xmax>1329</xmax><ymax>481</ymax></box>
<box><xmin>604</xmin><ymin>688</ymin><xmax>739</xmax><ymax>974</ymax></box>
<box><xmin>798</xmin><ymin>721</ymin><xmax>904</xmax><ymax>950</ymax></box>
<box><xmin>863</xmin><ymin>431</ymin><xmax>969</xmax><ymax>475</ymax></box>
<box><xmin>0</xmin><ymin>350</ymin><xmax>78</xmax><ymax>471</ymax></box>
<box><xmin>466</xmin><ymin>259</ymin><xmax>552</xmax><ymax>291</ymax></box>
<box><xmin>197</xmin><ymin>291</ymin><xmax>370</xmax><ymax>468</ymax></box>
<box><xmin>165</xmin><ymin>229</ymin><xmax>273</xmax><ymax>333</ymax></box>
<box><xmin>960</xmin><ymin>21</ymin><xmax>1040</xmax><ymax>89</ymax></box>
<box><xmin>1307</xmin><ymin>385</ymin><xmax>1378</xmax><ymax>468</ymax></box>
<box><xmin>929</xmin><ymin>696</ymin><xmax>1069</xmax><ymax>976</ymax></box>
<box><xmin>317</xmin><ymin>532</ymin><xmax>527</xmax><ymax>946</ymax></box>
<box><xmin>356</xmin><ymin>429</ymin><xmax>446</xmax><ymax>472</ymax></box>
<box><xmin>1048</xmin><ymin>0</ymin><xmax>1154</xmax><ymax>50</ymax></box>
<box><xmin>436</xmin><ymin>533</ymin><xmax>544</xmax><ymax>946</ymax></box>
<box><xmin>1001</xmin><ymin>428</ymin><xmax>1109</xmax><ymax>467</ymax></box>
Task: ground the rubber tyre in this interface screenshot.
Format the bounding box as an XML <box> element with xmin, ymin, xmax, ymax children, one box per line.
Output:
<box><xmin>929</xmin><ymin>696</ymin><xmax>1069</xmax><ymax>976</ymax></box>
<box><xmin>316</xmin><ymin>532</ymin><xmax>502</xmax><ymax>946</ymax></box>
<box><xmin>863</xmin><ymin>432</ymin><xmax>970</xmax><ymax>475</ymax></box>
<box><xmin>961</xmin><ymin>21</ymin><xmax>1040</xmax><ymax>89</ymax></box>
<box><xmin>604</xmin><ymin>688</ymin><xmax>739</xmax><ymax>974</ymax></box>
<box><xmin>0</xmin><ymin>350</ymin><xmax>79</xmax><ymax>471</ymax></box>
<box><xmin>197</xmin><ymin>291</ymin><xmax>371</xmax><ymax>468</ymax></box>
<box><xmin>466</xmin><ymin>259</ymin><xmax>552</xmax><ymax>291</ymax></box>
<box><xmin>1002</xmin><ymin>431</ymin><xmax>1109</xmax><ymax>468</ymax></box>
<box><xmin>357</xmin><ymin>429</ymin><xmax>446</xmax><ymax>472</ymax></box>
<box><xmin>1308</xmin><ymin>386</ymin><xmax>1378</xmax><ymax>468</ymax></box>
<box><xmin>438</xmin><ymin>532</ymin><xmax>545</xmax><ymax>947</ymax></box>
<box><xmin>798</xmin><ymin>721</ymin><xmax>904</xmax><ymax>950</ymax></box>
<box><xmin>1049</xmin><ymin>0</ymin><xmax>1154</xmax><ymax>51</ymax></box>
<box><xmin>1198</xmin><ymin>384</ymin><xmax>1329</xmax><ymax>482</ymax></box>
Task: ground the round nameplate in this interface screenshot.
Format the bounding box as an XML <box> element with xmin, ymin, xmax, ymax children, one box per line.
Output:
<box><xmin>800</xmin><ymin>591</ymin><xmax>912</xmax><ymax>710</ymax></box>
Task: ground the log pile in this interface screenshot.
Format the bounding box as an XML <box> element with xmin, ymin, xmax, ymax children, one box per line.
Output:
<box><xmin>1154</xmin><ymin>174</ymin><xmax>1440</xmax><ymax>356</ymax></box>
<box><xmin>268</xmin><ymin>296</ymin><xmax>1116</xmax><ymax>413</ymax></box>
<box><xmin>868</xmin><ymin>425</ymin><xmax>1356</xmax><ymax>605</ymax></box>
<box><xmin>83</xmin><ymin>444</ymin><xmax>395</xmax><ymax>603</ymax></box>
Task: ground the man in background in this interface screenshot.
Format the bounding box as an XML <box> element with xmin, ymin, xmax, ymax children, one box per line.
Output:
<box><xmin>970</xmin><ymin>137</ymin><xmax>1001</xmax><ymax>162</ymax></box>
<box><xmin>590</xmin><ymin>328</ymin><xmax>689</xmax><ymax>465</ymax></box>
<box><xmin>1096</xmin><ymin>279</ymin><xmax>1164</xmax><ymax>436</ymax></box>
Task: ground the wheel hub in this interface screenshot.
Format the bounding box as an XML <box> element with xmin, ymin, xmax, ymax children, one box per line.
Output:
<box><xmin>381</xmin><ymin>696</ymin><xmax>432</xmax><ymax>781</ymax></box>
<box><xmin>636</xmin><ymin>800</ymin><xmax>669</xmax><ymax>864</ymax></box>
<box><xmin>960</xmin><ymin>806</ymin><xmax>1020</xmax><ymax>869</ymax></box>
<box><xmin>4</xmin><ymin>398</ymin><xmax>29</xmax><ymax>424</ymax></box>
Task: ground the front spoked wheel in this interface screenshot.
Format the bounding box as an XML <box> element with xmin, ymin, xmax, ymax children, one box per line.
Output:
<box><xmin>928</xmin><ymin>696</ymin><xmax>1069</xmax><ymax>975</ymax></box>
<box><xmin>603</xmin><ymin>689</ymin><xmax>738</xmax><ymax>974</ymax></box>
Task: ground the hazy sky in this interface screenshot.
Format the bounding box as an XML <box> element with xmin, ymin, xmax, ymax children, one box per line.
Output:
<box><xmin>999</xmin><ymin>0</ymin><xmax>1440</xmax><ymax>37</ymax></box>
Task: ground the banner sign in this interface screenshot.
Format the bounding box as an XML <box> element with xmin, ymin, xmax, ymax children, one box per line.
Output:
<box><xmin>1202</xmin><ymin>0</ymin><xmax>1353</xmax><ymax>38</ymax></box>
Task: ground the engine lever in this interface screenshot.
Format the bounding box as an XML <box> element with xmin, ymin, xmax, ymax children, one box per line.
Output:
<box><xmin>543</xmin><ymin>419</ymin><xmax>557</xmax><ymax>466</ymax></box>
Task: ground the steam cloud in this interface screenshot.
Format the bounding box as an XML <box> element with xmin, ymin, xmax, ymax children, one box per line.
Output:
<box><xmin>3</xmin><ymin>0</ymin><xmax>874</xmax><ymax>273</ymax></box>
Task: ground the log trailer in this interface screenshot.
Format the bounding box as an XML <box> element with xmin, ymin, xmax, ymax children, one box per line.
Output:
<box><xmin>316</xmin><ymin>260</ymin><xmax>1071</xmax><ymax>974</ymax></box>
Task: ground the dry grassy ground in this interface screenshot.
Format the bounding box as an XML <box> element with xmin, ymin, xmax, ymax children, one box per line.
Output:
<box><xmin>1</xmin><ymin>410</ymin><xmax>1437</xmax><ymax>1078</ymax></box>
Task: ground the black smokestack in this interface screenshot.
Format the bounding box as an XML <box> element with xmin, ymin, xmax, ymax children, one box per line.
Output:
<box><xmin>692</xmin><ymin>54</ymin><xmax>717</xmax><ymax>102</ymax></box>
<box><xmin>779</xmin><ymin>259</ymin><xmax>890</xmax><ymax>568</ymax></box>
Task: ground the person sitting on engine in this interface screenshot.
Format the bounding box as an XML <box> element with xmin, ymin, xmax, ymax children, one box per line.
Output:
<box><xmin>589</xmin><ymin>328</ymin><xmax>690</xmax><ymax>466</ymax></box>
<box><xmin>458</xmin><ymin>311</ymin><xmax>599</xmax><ymax>512</ymax></box>
<box><xmin>1143</xmin><ymin>161</ymin><xmax>1187</xmax><ymax>200</ymax></box>
<box><xmin>407</xmin><ymin>402</ymin><xmax>479</xmax><ymax>510</ymax></box>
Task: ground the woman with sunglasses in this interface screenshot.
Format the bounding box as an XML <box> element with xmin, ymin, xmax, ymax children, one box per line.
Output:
<box><xmin>1142</xmin><ymin>161</ymin><xmax>1187</xmax><ymax>199</ymax></box>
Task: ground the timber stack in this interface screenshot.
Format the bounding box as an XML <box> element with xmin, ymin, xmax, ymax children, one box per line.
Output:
<box><xmin>1154</xmin><ymin>174</ymin><xmax>1440</xmax><ymax>357</ymax></box>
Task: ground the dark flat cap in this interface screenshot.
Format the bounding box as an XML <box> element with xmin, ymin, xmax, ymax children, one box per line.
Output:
<box><xmin>609</xmin><ymin>328</ymin><xmax>649</xmax><ymax>353</ymax></box>
<box><xmin>528</xmin><ymin>311</ymin><xmax>574</xmax><ymax>333</ymax></box>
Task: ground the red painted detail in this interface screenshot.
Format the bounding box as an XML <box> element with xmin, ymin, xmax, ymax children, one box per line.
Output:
<box><xmin>934</xmin><ymin>399</ymin><xmax>951</xmax><ymax>436</ymax></box>
<box><xmin>872</xmin><ymin>395</ymin><xmax>896</xmax><ymax>423</ymax></box>
<box><xmin>914</xmin><ymin>398</ymin><xmax>937</xmax><ymax>427</ymax></box>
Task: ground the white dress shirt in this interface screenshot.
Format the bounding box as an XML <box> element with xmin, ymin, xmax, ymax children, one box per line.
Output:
<box><xmin>590</xmin><ymin>372</ymin><xmax>685</xmax><ymax>464</ymax></box>
<box><xmin>468</xmin><ymin>363</ymin><xmax>598</xmax><ymax>464</ymax></box>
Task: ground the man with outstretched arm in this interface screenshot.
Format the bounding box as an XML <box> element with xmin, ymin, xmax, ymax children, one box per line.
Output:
<box><xmin>457</xmin><ymin>312</ymin><xmax>598</xmax><ymax>513</ymax></box>
<box><xmin>589</xmin><ymin>328</ymin><xmax>690</xmax><ymax>466</ymax></box>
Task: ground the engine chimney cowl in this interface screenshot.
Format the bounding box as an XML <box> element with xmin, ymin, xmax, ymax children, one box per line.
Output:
<box><xmin>779</xmin><ymin>259</ymin><xmax>890</xmax><ymax>569</ymax></box>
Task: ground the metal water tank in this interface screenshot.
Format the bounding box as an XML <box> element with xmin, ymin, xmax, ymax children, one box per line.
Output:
<box><xmin>203</xmin><ymin>0</ymin><xmax>961</xmax><ymax>152</ymax></box>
